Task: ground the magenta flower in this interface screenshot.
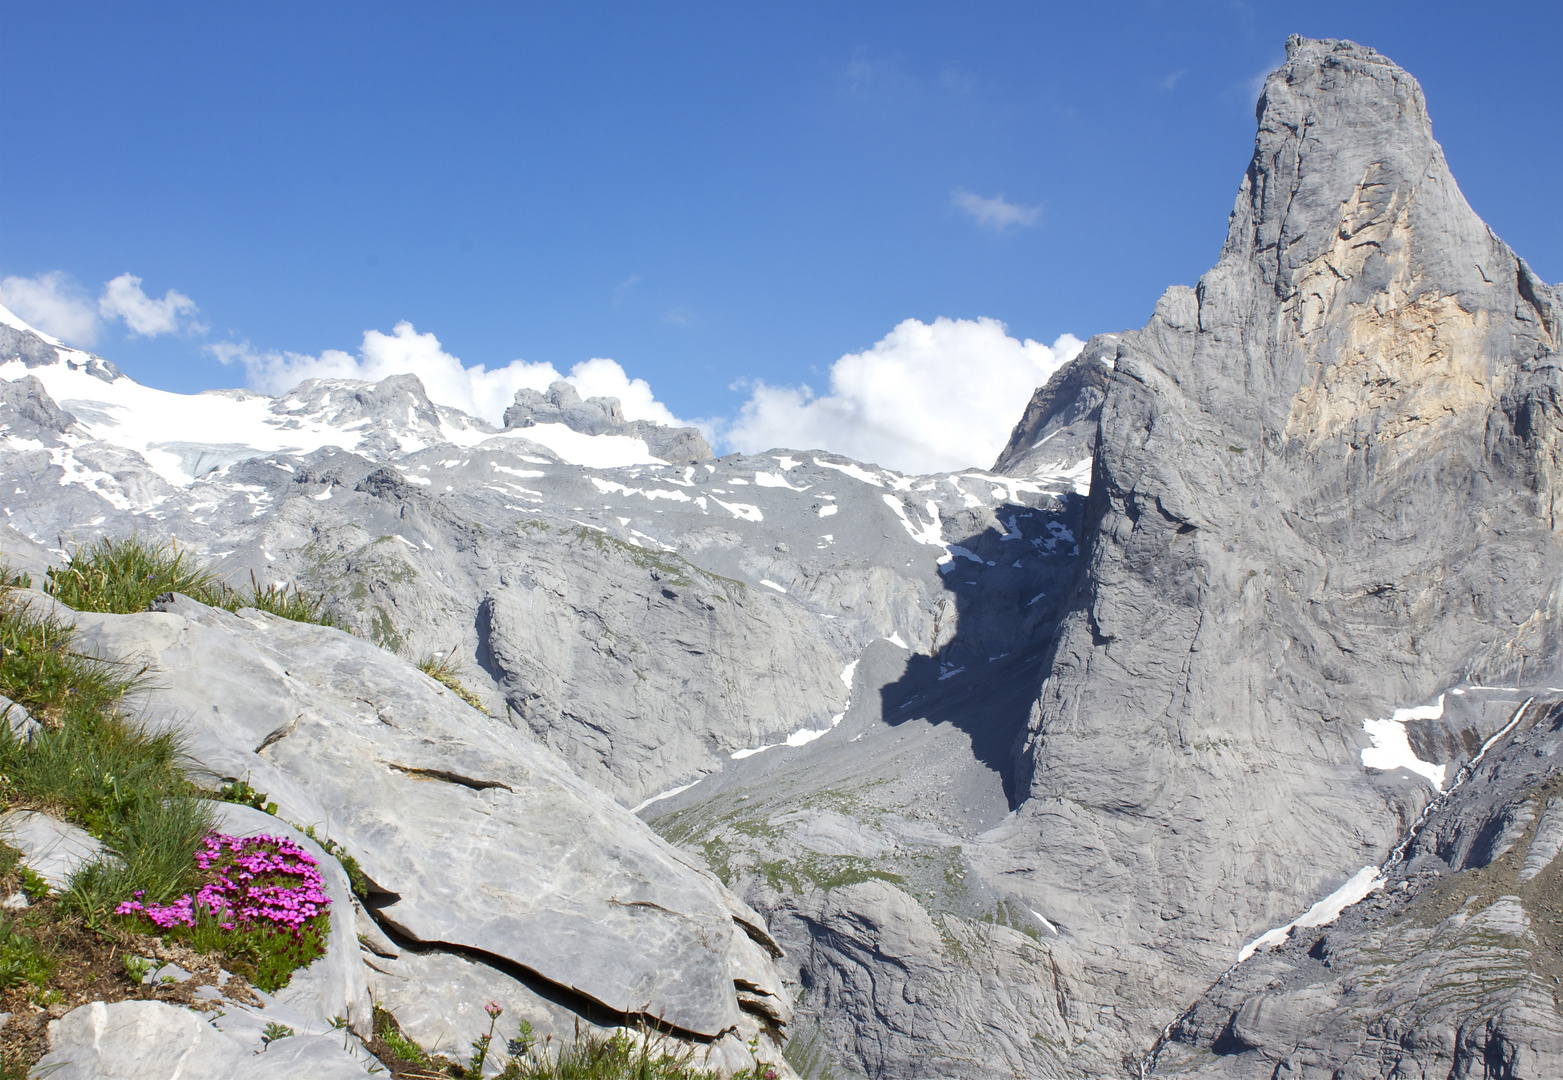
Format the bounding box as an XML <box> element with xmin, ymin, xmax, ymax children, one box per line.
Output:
<box><xmin>115</xmin><ymin>831</ymin><xmax>331</xmax><ymax>936</ymax></box>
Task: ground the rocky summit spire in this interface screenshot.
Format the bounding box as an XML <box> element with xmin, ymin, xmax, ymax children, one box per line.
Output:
<box><xmin>979</xmin><ymin>37</ymin><xmax>1563</xmax><ymax>1074</ymax></box>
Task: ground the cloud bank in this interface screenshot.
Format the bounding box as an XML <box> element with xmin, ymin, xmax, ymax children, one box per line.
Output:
<box><xmin>215</xmin><ymin>316</ymin><xmax>1083</xmax><ymax>474</ymax></box>
<box><xmin>0</xmin><ymin>271</ymin><xmax>203</xmax><ymax>346</ymax></box>
<box><xmin>723</xmin><ymin>317</ymin><xmax>1084</xmax><ymax>474</ymax></box>
<box><xmin>213</xmin><ymin>322</ymin><xmax>687</xmax><ymax>430</ymax></box>
<box><xmin>4</xmin><ymin>268</ymin><xmax>1086</xmax><ymax>475</ymax></box>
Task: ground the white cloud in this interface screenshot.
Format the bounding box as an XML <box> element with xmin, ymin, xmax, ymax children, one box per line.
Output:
<box><xmin>952</xmin><ymin>190</ymin><xmax>1041</xmax><ymax>232</ymax></box>
<box><xmin>99</xmin><ymin>273</ymin><xmax>202</xmax><ymax>337</ymax></box>
<box><xmin>723</xmin><ymin>317</ymin><xmax>1085</xmax><ymax>474</ymax></box>
<box><xmin>0</xmin><ymin>271</ymin><xmax>101</xmax><ymax>345</ymax></box>
<box><xmin>564</xmin><ymin>356</ymin><xmax>684</xmax><ymax>427</ymax></box>
<box><xmin>213</xmin><ymin>321</ymin><xmax>688</xmax><ymax>430</ymax></box>
<box><xmin>0</xmin><ymin>270</ymin><xmax>204</xmax><ymax>345</ymax></box>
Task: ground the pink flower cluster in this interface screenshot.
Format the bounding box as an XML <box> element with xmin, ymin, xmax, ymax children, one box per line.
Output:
<box><xmin>115</xmin><ymin>832</ymin><xmax>331</xmax><ymax>934</ymax></box>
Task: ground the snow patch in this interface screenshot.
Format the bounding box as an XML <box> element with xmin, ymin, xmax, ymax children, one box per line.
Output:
<box><xmin>814</xmin><ymin>457</ymin><xmax>883</xmax><ymax>487</ymax></box>
<box><xmin>492</xmin><ymin>463</ymin><xmax>546</xmax><ymax>479</ymax></box>
<box><xmin>590</xmin><ymin>477</ymin><xmax>692</xmax><ymax>503</ymax></box>
<box><xmin>840</xmin><ymin>660</ymin><xmax>858</xmax><ymax>690</ymax></box>
<box><xmin>631</xmin><ymin>780</ymin><xmax>704</xmax><ymax>814</ymax></box>
<box><xmin>755</xmin><ymin>471</ymin><xmax>809</xmax><ymax>491</ymax></box>
<box><xmin>881</xmin><ymin>494</ymin><xmax>944</xmax><ymax>547</ymax></box>
<box><xmin>1239</xmin><ymin>865</ymin><xmax>1384</xmax><ymax>962</ymax></box>
<box><xmin>1361</xmin><ymin>694</ymin><xmax>1448</xmax><ymax>790</ymax></box>
<box><xmin>710</xmin><ymin>497</ymin><xmax>763</xmax><ymax>522</ymax></box>
<box><xmin>443</xmin><ymin>421</ymin><xmax>665</xmax><ymax>468</ymax></box>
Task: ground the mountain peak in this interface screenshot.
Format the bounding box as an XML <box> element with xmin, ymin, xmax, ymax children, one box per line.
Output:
<box><xmin>503</xmin><ymin>381</ymin><xmax>715</xmax><ymax>463</ymax></box>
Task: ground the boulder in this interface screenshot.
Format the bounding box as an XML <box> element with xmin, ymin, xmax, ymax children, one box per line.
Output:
<box><xmin>34</xmin><ymin>999</ymin><xmax>370</xmax><ymax>1080</ymax></box>
<box><xmin>0</xmin><ymin>810</ymin><xmax>105</xmax><ymax>892</ymax></box>
<box><xmin>69</xmin><ymin>595</ymin><xmax>790</xmax><ymax>1043</ymax></box>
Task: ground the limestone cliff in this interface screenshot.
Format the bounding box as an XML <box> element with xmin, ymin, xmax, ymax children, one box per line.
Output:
<box><xmin>979</xmin><ymin>34</ymin><xmax>1563</xmax><ymax>1071</ymax></box>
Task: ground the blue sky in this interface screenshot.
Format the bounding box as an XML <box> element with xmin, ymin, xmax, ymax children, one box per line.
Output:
<box><xmin>3</xmin><ymin>2</ymin><xmax>1560</xmax><ymax>469</ymax></box>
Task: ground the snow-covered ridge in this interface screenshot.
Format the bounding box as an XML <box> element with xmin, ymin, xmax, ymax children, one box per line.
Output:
<box><xmin>0</xmin><ymin>303</ymin><xmax>667</xmax><ymax>482</ymax></box>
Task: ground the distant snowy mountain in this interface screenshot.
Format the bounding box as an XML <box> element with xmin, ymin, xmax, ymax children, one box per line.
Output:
<box><xmin>0</xmin><ymin>302</ymin><xmax>681</xmax><ymax>490</ymax></box>
<box><xmin>0</xmin><ymin>301</ymin><xmax>1089</xmax><ymax>555</ymax></box>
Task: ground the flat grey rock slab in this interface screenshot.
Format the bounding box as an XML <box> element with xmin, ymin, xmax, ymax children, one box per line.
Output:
<box><xmin>34</xmin><ymin>1000</ymin><xmax>370</xmax><ymax>1080</ymax></box>
<box><xmin>1520</xmin><ymin>796</ymin><xmax>1563</xmax><ymax>883</ymax></box>
<box><xmin>0</xmin><ymin>809</ymin><xmax>104</xmax><ymax>891</ymax></box>
<box><xmin>72</xmin><ymin>596</ymin><xmax>788</xmax><ymax>1039</ymax></box>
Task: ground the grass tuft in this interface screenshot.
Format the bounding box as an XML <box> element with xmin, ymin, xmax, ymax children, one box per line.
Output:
<box><xmin>0</xmin><ymin>597</ymin><xmax>136</xmax><ymax>730</ymax></box>
<box><xmin>44</xmin><ymin>536</ymin><xmax>224</xmax><ymax>615</ymax></box>
<box><xmin>0</xmin><ymin>914</ymin><xmax>54</xmax><ymax>990</ymax></box>
<box><xmin>367</xmin><ymin>1007</ymin><xmax>787</xmax><ymax>1079</ymax></box>
<box><xmin>44</xmin><ymin>536</ymin><xmax>340</xmax><ymax>628</ymax></box>
<box><xmin>417</xmin><ymin>653</ymin><xmax>486</xmax><ymax>712</ymax></box>
<box><xmin>0</xmin><ymin>586</ymin><xmax>217</xmax><ymax>929</ymax></box>
<box><xmin>60</xmin><ymin>797</ymin><xmax>219</xmax><ymax>927</ymax></box>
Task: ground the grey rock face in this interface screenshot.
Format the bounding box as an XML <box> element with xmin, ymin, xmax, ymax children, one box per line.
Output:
<box><xmin>70</xmin><ymin>594</ymin><xmax>790</xmax><ymax>1044</ymax></box>
<box><xmin>505</xmin><ymin>380</ymin><xmax>715</xmax><ymax>462</ymax></box>
<box><xmin>1520</xmin><ymin>796</ymin><xmax>1563</xmax><ymax>883</ymax></box>
<box><xmin>1150</xmin><ymin>695</ymin><xmax>1563</xmax><ymax>1078</ymax></box>
<box><xmin>0</xmin><ymin>374</ymin><xmax>77</xmax><ymax>434</ymax></box>
<box><xmin>0</xmin><ymin>323</ymin><xmax>121</xmax><ymax>381</ymax></box>
<box><xmin>992</xmin><ymin>346</ymin><xmax>1113</xmax><ymax>478</ymax></box>
<box><xmin>977</xmin><ymin>33</ymin><xmax>1563</xmax><ymax>1071</ymax></box>
<box><xmin>35</xmin><ymin>1000</ymin><xmax>372</xmax><ymax>1080</ymax></box>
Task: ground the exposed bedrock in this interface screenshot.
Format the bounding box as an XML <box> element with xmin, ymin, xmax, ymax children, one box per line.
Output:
<box><xmin>1150</xmin><ymin>698</ymin><xmax>1563</xmax><ymax>1078</ymax></box>
<box><xmin>64</xmin><ymin>593</ymin><xmax>794</xmax><ymax>1057</ymax></box>
<box><xmin>970</xmin><ymin>34</ymin><xmax>1563</xmax><ymax>1072</ymax></box>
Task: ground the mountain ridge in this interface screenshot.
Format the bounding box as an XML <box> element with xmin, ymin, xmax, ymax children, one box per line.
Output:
<box><xmin>7</xmin><ymin>34</ymin><xmax>1563</xmax><ymax>1080</ymax></box>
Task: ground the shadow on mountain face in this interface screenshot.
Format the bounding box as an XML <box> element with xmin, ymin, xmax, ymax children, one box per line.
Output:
<box><xmin>877</xmin><ymin>497</ymin><xmax>1086</xmax><ymax>810</ymax></box>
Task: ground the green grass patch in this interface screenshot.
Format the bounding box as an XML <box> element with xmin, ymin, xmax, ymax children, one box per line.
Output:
<box><xmin>371</xmin><ymin>1007</ymin><xmax>785</xmax><ymax>1079</ymax></box>
<box><xmin>156</xmin><ymin>907</ymin><xmax>331</xmax><ymax>993</ymax></box>
<box><xmin>44</xmin><ymin>536</ymin><xmax>340</xmax><ymax>627</ymax></box>
<box><xmin>0</xmin><ymin>595</ymin><xmax>134</xmax><ymax>729</ymax></box>
<box><xmin>59</xmin><ymin>796</ymin><xmax>218</xmax><ymax>927</ymax></box>
<box><xmin>215</xmin><ymin>778</ymin><xmax>278</xmax><ymax>817</ymax></box>
<box><xmin>0</xmin><ymin>583</ymin><xmax>218</xmax><ymax>926</ymax></box>
<box><xmin>0</xmin><ymin>914</ymin><xmax>54</xmax><ymax>990</ymax></box>
<box><xmin>505</xmin><ymin>1025</ymin><xmax>776</xmax><ymax>1080</ymax></box>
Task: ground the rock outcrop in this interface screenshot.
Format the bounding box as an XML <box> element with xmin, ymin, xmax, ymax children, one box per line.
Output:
<box><xmin>992</xmin><ymin>346</ymin><xmax>1114</xmax><ymax>478</ymax></box>
<box><xmin>36</xmin><ymin>1000</ymin><xmax>372</xmax><ymax>1080</ymax></box>
<box><xmin>505</xmin><ymin>380</ymin><xmax>715</xmax><ymax>462</ymax></box>
<box><xmin>65</xmin><ymin>592</ymin><xmax>792</xmax><ymax>1057</ymax></box>
<box><xmin>976</xmin><ymin>34</ymin><xmax>1563</xmax><ymax>1072</ymax></box>
<box><xmin>1151</xmin><ymin>696</ymin><xmax>1563</xmax><ymax>1078</ymax></box>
